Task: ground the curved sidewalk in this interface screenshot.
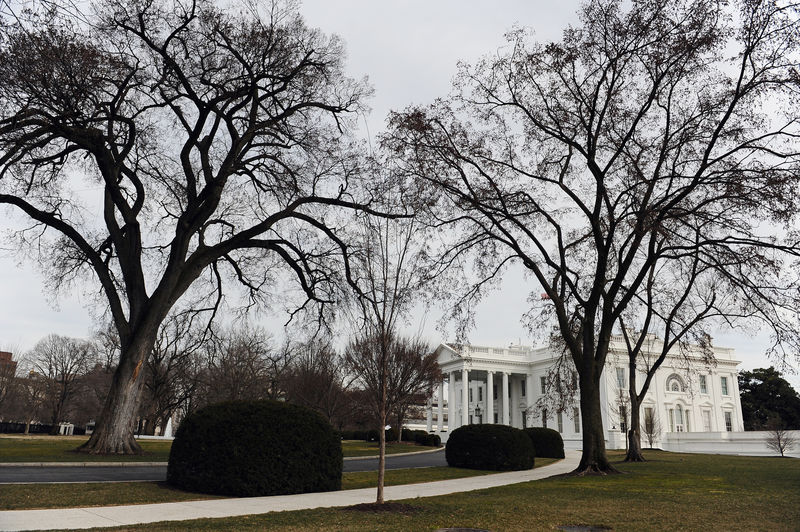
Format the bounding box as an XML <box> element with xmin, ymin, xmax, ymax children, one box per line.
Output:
<box><xmin>0</xmin><ymin>451</ymin><xmax>580</xmax><ymax>531</ymax></box>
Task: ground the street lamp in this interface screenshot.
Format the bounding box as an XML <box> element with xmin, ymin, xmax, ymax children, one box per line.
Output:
<box><xmin>474</xmin><ymin>404</ymin><xmax>482</xmax><ymax>424</ymax></box>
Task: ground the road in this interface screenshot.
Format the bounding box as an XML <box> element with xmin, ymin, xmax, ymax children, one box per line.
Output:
<box><xmin>0</xmin><ymin>450</ymin><xmax>447</xmax><ymax>484</ymax></box>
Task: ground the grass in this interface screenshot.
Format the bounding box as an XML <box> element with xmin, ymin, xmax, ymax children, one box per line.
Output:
<box><xmin>0</xmin><ymin>436</ymin><xmax>437</xmax><ymax>462</ymax></box>
<box><xmin>340</xmin><ymin>440</ymin><xmax>440</xmax><ymax>457</ymax></box>
<box><xmin>0</xmin><ymin>462</ymin><xmax>551</xmax><ymax>510</ymax></box>
<box><xmin>77</xmin><ymin>451</ymin><xmax>800</xmax><ymax>531</ymax></box>
<box><xmin>0</xmin><ymin>435</ymin><xmax>172</xmax><ymax>462</ymax></box>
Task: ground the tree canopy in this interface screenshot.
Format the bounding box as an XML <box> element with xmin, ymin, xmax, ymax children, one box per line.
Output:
<box><xmin>739</xmin><ymin>367</ymin><xmax>800</xmax><ymax>430</ymax></box>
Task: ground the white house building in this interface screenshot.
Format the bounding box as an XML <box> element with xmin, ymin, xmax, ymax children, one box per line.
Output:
<box><xmin>426</xmin><ymin>333</ymin><xmax>745</xmax><ymax>450</ymax></box>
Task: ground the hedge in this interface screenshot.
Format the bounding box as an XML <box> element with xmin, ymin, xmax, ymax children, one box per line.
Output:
<box><xmin>167</xmin><ymin>400</ymin><xmax>342</xmax><ymax>497</ymax></box>
<box><xmin>445</xmin><ymin>424</ymin><xmax>534</xmax><ymax>471</ymax></box>
<box><xmin>524</xmin><ymin>427</ymin><xmax>565</xmax><ymax>458</ymax></box>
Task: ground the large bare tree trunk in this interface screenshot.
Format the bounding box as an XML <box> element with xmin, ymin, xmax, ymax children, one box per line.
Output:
<box><xmin>79</xmin><ymin>340</ymin><xmax>152</xmax><ymax>455</ymax></box>
<box><xmin>625</xmin><ymin>392</ymin><xmax>645</xmax><ymax>462</ymax></box>
<box><xmin>575</xmin><ymin>373</ymin><xmax>618</xmax><ymax>475</ymax></box>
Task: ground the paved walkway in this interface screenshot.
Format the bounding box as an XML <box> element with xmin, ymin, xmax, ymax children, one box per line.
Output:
<box><xmin>0</xmin><ymin>451</ymin><xmax>580</xmax><ymax>531</ymax></box>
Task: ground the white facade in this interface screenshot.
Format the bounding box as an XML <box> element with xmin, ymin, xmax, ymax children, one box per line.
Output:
<box><xmin>428</xmin><ymin>334</ymin><xmax>745</xmax><ymax>450</ymax></box>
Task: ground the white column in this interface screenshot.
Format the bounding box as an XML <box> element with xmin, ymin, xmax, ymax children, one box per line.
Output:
<box><xmin>426</xmin><ymin>398</ymin><xmax>433</xmax><ymax>432</ymax></box>
<box><xmin>462</xmin><ymin>368</ymin><xmax>469</xmax><ymax>426</ymax></box>
<box><xmin>502</xmin><ymin>372</ymin><xmax>510</xmax><ymax>425</ymax></box>
<box><xmin>525</xmin><ymin>373</ymin><xmax>534</xmax><ymax>428</ymax></box>
<box><xmin>448</xmin><ymin>371</ymin><xmax>456</xmax><ymax>431</ymax></box>
<box><xmin>486</xmin><ymin>370</ymin><xmax>494</xmax><ymax>424</ymax></box>
<box><xmin>437</xmin><ymin>381</ymin><xmax>444</xmax><ymax>432</ymax></box>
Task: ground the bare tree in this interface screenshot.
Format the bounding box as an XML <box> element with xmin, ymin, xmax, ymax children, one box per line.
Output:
<box><xmin>285</xmin><ymin>338</ymin><xmax>351</xmax><ymax>427</ymax></box>
<box><xmin>0</xmin><ymin>350</ymin><xmax>18</xmax><ymax>419</ymax></box>
<box><xmin>342</xmin><ymin>201</ymin><xmax>439</xmax><ymax>503</ymax></box>
<box><xmin>28</xmin><ymin>334</ymin><xmax>96</xmax><ymax>431</ymax></box>
<box><xmin>202</xmin><ymin>326</ymin><xmax>277</xmax><ymax>404</ymax></box>
<box><xmin>765</xmin><ymin>416</ymin><xmax>797</xmax><ymax>457</ymax></box>
<box><xmin>17</xmin><ymin>372</ymin><xmax>48</xmax><ymax>434</ymax></box>
<box><xmin>0</xmin><ymin>0</ymin><xmax>399</xmax><ymax>454</ymax></box>
<box><xmin>642</xmin><ymin>406</ymin><xmax>662</xmax><ymax>449</ymax></box>
<box><xmin>344</xmin><ymin>333</ymin><xmax>439</xmax><ymax>498</ymax></box>
<box><xmin>138</xmin><ymin>313</ymin><xmax>204</xmax><ymax>435</ymax></box>
<box><xmin>386</xmin><ymin>0</ymin><xmax>800</xmax><ymax>473</ymax></box>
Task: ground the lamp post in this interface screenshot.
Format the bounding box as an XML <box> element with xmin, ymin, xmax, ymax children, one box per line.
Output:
<box><xmin>474</xmin><ymin>404</ymin><xmax>482</xmax><ymax>424</ymax></box>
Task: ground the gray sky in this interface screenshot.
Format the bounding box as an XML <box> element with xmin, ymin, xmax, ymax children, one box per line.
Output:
<box><xmin>0</xmin><ymin>0</ymin><xmax>797</xmax><ymax>387</ymax></box>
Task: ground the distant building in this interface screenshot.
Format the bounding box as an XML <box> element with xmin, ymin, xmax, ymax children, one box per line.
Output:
<box><xmin>428</xmin><ymin>334</ymin><xmax>744</xmax><ymax>449</ymax></box>
<box><xmin>0</xmin><ymin>351</ymin><xmax>17</xmax><ymax>375</ymax></box>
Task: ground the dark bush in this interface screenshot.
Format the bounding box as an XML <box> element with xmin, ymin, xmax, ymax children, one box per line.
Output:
<box><xmin>418</xmin><ymin>433</ymin><xmax>441</xmax><ymax>447</ymax></box>
<box><xmin>445</xmin><ymin>424</ymin><xmax>534</xmax><ymax>471</ymax></box>
<box><xmin>340</xmin><ymin>430</ymin><xmax>369</xmax><ymax>441</ymax></box>
<box><xmin>167</xmin><ymin>400</ymin><xmax>342</xmax><ymax>497</ymax></box>
<box><xmin>366</xmin><ymin>427</ymin><xmax>397</xmax><ymax>442</ymax></box>
<box><xmin>524</xmin><ymin>427</ymin><xmax>565</xmax><ymax>459</ymax></box>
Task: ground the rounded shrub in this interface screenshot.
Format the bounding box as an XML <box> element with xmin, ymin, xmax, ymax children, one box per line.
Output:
<box><xmin>524</xmin><ymin>427</ymin><xmax>565</xmax><ymax>459</ymax></box>
<box><xmin>167</xmin><ymin>400</ymin><xmax>342</xmax><ymax>497</ymax></box>
<box><xmin>445</xmin><ymin>424</ymin><xmax>534</xmax><ymax>471</ymax></box>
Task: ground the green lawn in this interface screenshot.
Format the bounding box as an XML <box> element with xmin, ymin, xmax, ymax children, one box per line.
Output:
<box><xmin>0</xmin><ymin>436</ymin><xmax>172</xmax><ymax>462</ymax></box>
<box><xmin>0</xmin><ymin>436</ymin><xmax>437</xmax><ymax>462</ymax></box>
<box><xmin>79</xmin><ymin>451</ymin><xmax>800</xmax><ymax>532</ymax></box>
<box><xmin>340</xmin><ymin>440</ymin><xmax>439</xmax><ymax>457</ymax></box>
<box><xmin>0</xmin><ymin>463</ymin><xmax>540</xmax><ymax>510</ymax></box>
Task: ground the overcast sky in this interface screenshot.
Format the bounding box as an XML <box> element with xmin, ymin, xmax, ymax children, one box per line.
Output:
<box><xmin>0</xmin><ymin>0</ymin><xmax>797</xmax><ymax>387</ymax></box>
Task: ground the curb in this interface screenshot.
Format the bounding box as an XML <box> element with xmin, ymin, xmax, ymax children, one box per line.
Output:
<box><xmin>0</xmin><ymin>462</ymin><xmax>166</xmax><ymax>468</ymax></box>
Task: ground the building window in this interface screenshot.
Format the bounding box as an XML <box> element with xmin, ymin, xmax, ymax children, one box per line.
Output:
<box><xmin>542</xmin><ymin>408</ymin><xmax>548</xmax><ymax>429</ymax></box>
<box><xmin>684</xmin><ymin>410</ymin><xmax>690</xmax><ymax>432</ymax></box>
<box><xmin>557</xmin><ymin>412</ymin><xmax>563</xmax><ymax>433</ymax></box>
<box><xmin>493</xmin><ymin>384</ymin><xmax>497</xmax><ymax>400</ymax></box>
<box><xmin>724</xmin><ymin>411</ymin><xmax>733</xmax><ymax>431</ymax></box>
<box><xmin>702</xmin><ymin>410</ymin><xmax>712</xmax><ymax>432</ymax></box>
<box><xmin>644</xmin><ymin>407</ymin><xmax>655</xmax><ymax>435</ymax></box>
<box><xmin>469</xmin><ymin>388</ymin><xmax>472</xmax><ymax>402</ymax></box>
<box><xmin>616</xmin><ymin>367</ymin><xmax>625</xmax><ymax>389</ymax></box>
<box><xmin>721</xmin><ymin>376</ymin><xmax>729</xmax><ymax>396</ymax></box>
<box><xmin>669</xmin><ymin>409</ymin><xmax>674</xmax><ymax>432</ymax></box>
<box><xmin>699</xmin><ymin>375</ymin><xmax>707</xmax><ymax>394</ymax></box>
<box><xmin>573</xmin><ymin>407</ymin><xmax>580</xmax><ymax>432</ymax></box>
<box><xmin>478</xmin><ymin>387</ymin><xmax>483</xmax><ymax>402</ymax></box>
<box><xmin>667</xmin><ymin>374</ymin><xmax>684</xmax><ymax>393</ymax></box>
<box><xmin>521</xmin><ymin>380</ymin><xmax>526</xmax><ymax>397</ymax></box>
<box><xmin>494</xmin><ymin>413</ymin><xmax>498</xmax><ymax>423</ymax></box>
<box><xmin>508</xmin><ymin>381</ymin><xmax>512</xmax><ymax>398</ymax></box>
<box><xmin>469</xmin><ymin>415</ymin><xmax>473</xmax><ymax>424</ymax></box>
<box><xmin>540</xmin><ymin>376</ymin><xmax>546</xmax><ymax>394</ymax></box>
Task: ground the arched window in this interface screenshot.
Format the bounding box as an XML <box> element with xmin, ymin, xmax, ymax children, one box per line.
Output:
<box><xmin>666</xmin><ymin>374</ymin><xmax>685</xmax><ymax>393</ymax></box>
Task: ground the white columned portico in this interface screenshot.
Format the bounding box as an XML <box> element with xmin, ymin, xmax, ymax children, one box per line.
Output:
<box><xmin>461</xmin><ymin>368</ymin><xmax>469</xmax><ymax>426</ymax></box>
<box><xmin>448</xmin><ymin>371</ymin><xmax>456</xmax><ymax>431</ymax></box>
<box><xmin>437</xmin><ymin>381</ymin><xmax>444</xmax><ymax>432</ymax></box>
<box><xmin>486</xmin><ymin>370</ymin><xmax>494</xmax><ymax>424</ymax></box>
<box><xmin>502</xmin><ymin>372</ymin><xmax>510</xmax><ymax>425</ymax></box>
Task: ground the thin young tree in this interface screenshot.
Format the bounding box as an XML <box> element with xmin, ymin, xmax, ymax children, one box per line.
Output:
<box><xmin>765</xmin><ymin>416</ymin><xmax>798</xmax><ymax>457</ymax></box>
<box><xmin>0</xmin><ymin>0</ymin><xmax>397</xmax><ymax>453</ymax></box>
<box><xmin>386</xmin><ymin>0</ymin><xmax>800</xmax><ymax>473</ymax></box>
<box><xmin>342</xmin><ymin>202</ymin><xmax>438</xmax><ymax>503</ymax></box>
<box><xmin>344</xmin><ymin>333</ymin><xmax>439</xmax><ymax>502</ymax></box>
